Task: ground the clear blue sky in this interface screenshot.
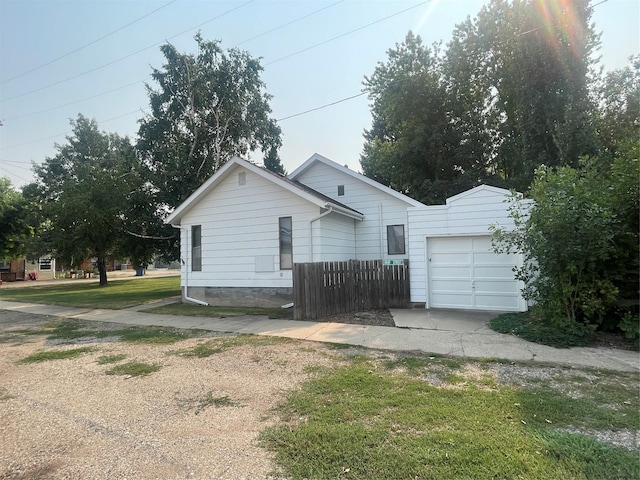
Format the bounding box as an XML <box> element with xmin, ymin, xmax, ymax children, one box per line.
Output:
<box><xmin>1</xmin><ymin>0</ymin><xmax>638</xmax><ymax>188</ymax></box>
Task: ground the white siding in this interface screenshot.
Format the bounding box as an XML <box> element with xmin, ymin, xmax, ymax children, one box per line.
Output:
<box><xmin>295</xmin><ymin>161</ymin><xmax>413</xmax><ymax>260</ymax></box>
<box><xmin>312</xmin><ymin>212</ymin><xmax>356</xmax><ymax>261</ymax></box>
<box><xmin>407</xmin><ymin>186</ymin><xmax>526</xmax><ymax>309</ymax></box>
<box><xmin>178</xmin><ymin>167</ymin><xmax>321</xmax><ymax>288</ymax></box>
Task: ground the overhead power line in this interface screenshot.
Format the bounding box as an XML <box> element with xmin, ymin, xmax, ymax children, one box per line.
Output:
<box><xmin>1</xmin><ymin>0</ymin><xmax>256</xmax><ymax>102</ymax></box>
<box><xmin>0</xmin><ymin>0</ymin><xmax>178</xmax><ymax>85</ymax></box>
<box><xmin>277</xmin><ymin>92</ymin><xmax>366</xmax><ymax>121</ymax></box>
<box><xmin>265</xmin><ymin>0</ymin><xmax>432</xmax><ymax>66</ymax></box>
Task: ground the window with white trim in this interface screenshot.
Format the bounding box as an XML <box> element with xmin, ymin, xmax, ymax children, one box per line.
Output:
<box><xmin>191</xmin><ymin>225</ymin><xmax>202</xmax><ymax>271</ymax></box>
<box><xmin>387</xmin><ymin>225</ymin><xmax>405</xmax><ymax>255</ymax></box>
<box><xmin>279</xmin><ymin>217</ymin><xmax>292</xmax><ymax>270</ymax></box>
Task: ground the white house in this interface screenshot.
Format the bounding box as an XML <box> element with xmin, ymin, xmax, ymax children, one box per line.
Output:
<box><xmin>166</xmin><ymin>153</ymin><xmax>527</xmax><ymax>311</ymax></box>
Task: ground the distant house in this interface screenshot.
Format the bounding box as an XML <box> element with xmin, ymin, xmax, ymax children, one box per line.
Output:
<box><xmin>166</xmin><ymin>154</ymin><xmax>527</xmax><ymax>312</ymax></box>
<box><xmin>0</xmin><ymin>256</ymin><xmax>56</xmax><ymax>282</ymax></box>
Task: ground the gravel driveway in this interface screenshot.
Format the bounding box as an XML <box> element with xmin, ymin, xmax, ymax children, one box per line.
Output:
<box><xmin>0</xmin><ymin>311</ymin><xmax>336</xmax><ymax>480</ymax></box>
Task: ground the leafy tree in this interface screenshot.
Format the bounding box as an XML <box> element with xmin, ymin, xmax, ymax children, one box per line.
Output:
<box><xmin>0</xmin><ymin>177</ymin><xmax>32</xmax><ymax>259</ymax></box>
<box><xmin>492</xmin><ymin>151</ymin><xmax>639</xmax><ymax>337</ymax></box>
<box><xmin>596</xmin><ymin>55</ymin><xmax>640</xmax><ymax>160</ymax></box>
<box><xmin>362</xmin><ymin>0</ymin><xmax>600</xmax><ymax>199</ymax></box>
<box><xmin>137</xmin><ymin>33</ymin><xmax>282</xmax><ymax>209</ymax></box>
<box><xmin>447</xmin><ymin>0</ymin><xmax>600</xmax><ymax>189</ymax></box>
<box><xmin>361</xmin><ymin>32</ymin><xmax>480</xmax><ymax>204</ymax></box>
<box><xmin>31</xmin><ymin>115</ymin><xmax>141</xmax><ymax>286</ymax></box>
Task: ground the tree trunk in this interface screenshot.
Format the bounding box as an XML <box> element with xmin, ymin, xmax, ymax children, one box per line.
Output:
<box><xmin>97</xmin><ymin>257</ymin><xmax>108</xmax><ymax>287</ymax></box>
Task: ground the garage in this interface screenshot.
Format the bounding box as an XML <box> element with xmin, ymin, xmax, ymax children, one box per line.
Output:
<box><xmin>427</xmin><ymin>236</ymin><xmax>523</xmax><ymax>311</ymax></box>
<box><xmin>407</xmin><ymin>185</ymin><xmax>528</xmax><ymax>312</ymax></box>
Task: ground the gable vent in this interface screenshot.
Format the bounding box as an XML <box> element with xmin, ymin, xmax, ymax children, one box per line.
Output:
<box><xmin>238</xmin><ymin>171</ymin><xmax>246</xmax><ymax>185</ymax></box>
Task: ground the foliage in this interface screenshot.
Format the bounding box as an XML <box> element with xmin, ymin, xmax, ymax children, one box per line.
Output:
<box><xmin>492</xmin><ymin>153</ymin><xmax>639</xmax><ymax>333</ymax></box>
<box><xmin>137</xmin><ymin>33</ymin><xmax>282</xmax><ymax>210</ymax></box>
<box><xmin>596</xmin><ymin>55</ymin><xmax>640</xmax><ymax>161</ymax></box>
<box><xmin>361</xmin><ymin>0</ymin><xmax>600</xmax><ymax>201</ymax></box>
<box><xmin>0</xmin><ymin>177</ymin><xmax>33</xmax><ymax>259</ymax></box>
<box><xmin>29</xmin><ymin>115</ymin><xmax>145</xmax><ymax>285</ymax></box>
<box><xmin>489</xmin><ymin>312</ymin><xmax>593</xmax><ymax>348</ymax></box>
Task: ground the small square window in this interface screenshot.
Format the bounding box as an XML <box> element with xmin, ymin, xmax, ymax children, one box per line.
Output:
<box><xmin>337</xmin><ymin>185</ymin><xmax>345</xmax><ymax>196</ymax></box>
<box><xmin>387</xmin><ymin>225</ymin><xmax>405</xmax><ymax>255</ymax></box>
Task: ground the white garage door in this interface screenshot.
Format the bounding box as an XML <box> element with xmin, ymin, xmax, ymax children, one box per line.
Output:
<box><xmin>427</xmin><ymin>236</ymin><xmax>523</xmax><ymax>311</ymax></box>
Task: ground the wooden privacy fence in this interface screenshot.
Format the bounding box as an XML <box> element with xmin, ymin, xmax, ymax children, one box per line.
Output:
<box><xmin>293</xmin><ymin>259</ymin><xmax>410</xmax><ymax>320</ymax></box>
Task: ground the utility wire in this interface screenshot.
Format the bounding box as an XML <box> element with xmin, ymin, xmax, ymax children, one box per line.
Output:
<box><xmin>1</xmin><ymin>0</ymin><xmax>256</xmax><ymax>102</ymax></box>
<box><xmin>233</xmin><ymin>0</ymin><xmax>344</xmax><ymax>47</ymax></box>
<box><xmin>1</xmin><ymin>0</ymin><xmax>345</xmax><ymax>120</ymax></box>
<box><xmin>265</xmin><ymin>0</ymin><xmax>432</xmax><ymax>66</ymax></box>
<box><xmin>277</xmin><ymin>92</ymin><xmax>366</xmax><ymax>121</ymax></box>
<box><xmin>1</xmin><ymin>0</ymin><xmax>178</xmax><ymax>85</ymax></box>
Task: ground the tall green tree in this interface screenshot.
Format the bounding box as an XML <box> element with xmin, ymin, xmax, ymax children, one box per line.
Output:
<box><xmin>596</xmin><ymin>55</ymin><xmax>640</xmax><ymax>160</ymax></box>
<box><xmin>137</xmin><ymin>33</ymin><xmax>283</xmax><ymax>209</ymax></box>
<box><xmin>31</xmin><ymin>115</ymin><xmax>140</xmax><ymax>286</ymax></box>
<box><xmin>0</xmin><ymin>178</ymin><xmax>32</xmax><ymax>260</ymax></box>
<box><xmin>362</xmin><ymin>0</ymin><xmax>600</xmax><ymax>199</ymax></box>
<box><xmin>361</xmin><ymin>32</ymin><xmax>480</xmax><ymax>204</ymax></box>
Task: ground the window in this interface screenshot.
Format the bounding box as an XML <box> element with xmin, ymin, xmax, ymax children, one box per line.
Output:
<box><xmin>39</xmin><ymin>257</ymin><xmax>52</xmax><ymax>271</ymax></box>
<box><xmin>191</xmin><ymin>225</ymin><xmax>202</xmax><ymax>271</ymax></box>
<box><xmin>337</xmin><ymin>185</ymin><xmax>345</xmax><ymax>196</ymax></box>
<box><xmin>387</xmin><ymin>225</ymin><xmax>405</xmax><ymax>255</ymax></box>
<box><xmin>279</xmin><ymin>217</ymin><xmax>292</xmax><ymax>270</ymax></box>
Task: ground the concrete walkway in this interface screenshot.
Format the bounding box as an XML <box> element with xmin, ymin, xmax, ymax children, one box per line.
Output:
<box><xmin>0</xmin><ymin>300</ymin><xmax>638</xmax><ymax>372</ymax></box>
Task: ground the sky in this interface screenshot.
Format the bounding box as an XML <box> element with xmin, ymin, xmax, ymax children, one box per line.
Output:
<box><xmin>0</xmin><ymin>0</ymin><xmax>638</xmax><ymax>189</ymax></box>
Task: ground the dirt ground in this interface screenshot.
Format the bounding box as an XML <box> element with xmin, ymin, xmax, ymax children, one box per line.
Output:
<box><xmin>0</xmin><ymin>310</ymin><xmax>338</xmax><ymax>480</ymax></box>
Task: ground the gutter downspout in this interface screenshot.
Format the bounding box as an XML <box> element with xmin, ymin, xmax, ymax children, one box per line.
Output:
<box><xmin>309</xmin><ymin>207</ymin><xmax>334</xmax><ymax>262</ymax></box>
<box><xmin>182</xmin><ymin>226</ymin><xmax>208</xmax><ymax>306</ymax></box>
<box><xmin>378</xmin><ymin>202</ymin><xmax>384</xmax><ymax>258</ymax></box>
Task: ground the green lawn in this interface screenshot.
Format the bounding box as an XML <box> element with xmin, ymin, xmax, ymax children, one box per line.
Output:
<box><xmin>0</xmin><ymin>276</ymin><xmax>180</xmax><ymax>309</ymax></box>
<box><xmin>260</xmin><ymin>355</ymin><xmax>640</xmax><ymax>480</ymax></box>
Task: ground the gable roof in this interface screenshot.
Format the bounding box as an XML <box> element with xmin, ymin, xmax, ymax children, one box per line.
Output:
<box><xmin>165</xmin><ymin>156</ymin><xmax>364</xmax><ymax>226</ymax></box>
<box><xmin>288</xmin><ymin>153</ymin><xmax>426</xmax><ymax>208</ymax></box>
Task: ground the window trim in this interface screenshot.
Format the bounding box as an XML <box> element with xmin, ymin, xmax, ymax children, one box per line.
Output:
<box><xmin>191</xmin><ymin>225</ymin><xmax>202</xmax><ymax>272</ymax></box>
<box><xmin>279</xmin><ymin>216</ymin><xmax>293</xmax><ymax>270</ymax></box>
<box><xmin>386</xmin><ymin>224</ymin><xmax>405</xmax><ymax>255</ymax></box>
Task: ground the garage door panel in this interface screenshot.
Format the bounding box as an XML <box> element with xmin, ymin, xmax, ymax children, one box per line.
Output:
<box><xmin>430</xmin><ymin>238</ymin><xmax>472</xmax><ymax>253</ymax></box>
<box><xmin>473</xmin><ymin>265</ymin><xmax>515</xmax><ymax>278</ymax></box>
<box><xmin>430</xmin><ymin>266</ymin><xmax>471</xmax><ymax>278</ymax></box>
<box><xmin>474</xmin><ymin>294</ymin><xmax>521</xmax><ymax>310</ymax></box>
<box><xmin>431</xmin><ymin>293</ymin><xmax>474</xmax><ymax>308</ymax></box>
<box><xmin>474</xmin><ymin>279</ymin><xmax>520</xmax><ymax>293</ymax></box>
<box><xmin>428</xmin><ymin>235</ymin><xmax>522</xmax><ymax>311</ymax></box>
<box><xmin>432</xmin><ymin>280</ymin><xmax>472</xmax><ymax>292</ymax></box>
<box><xmin>430</xmin><ymin>252</ymin><xmax>471</xmax><ymax>264</ymax></box>
<box><xmin>473</xmin><ymin>252</ymin><xmax>516</xmax><ymax>265</ymax></box>
<box><xmin>472</xmin><ymin>236</ymin><xmax>493</xmax><ymax>250</ymax></box>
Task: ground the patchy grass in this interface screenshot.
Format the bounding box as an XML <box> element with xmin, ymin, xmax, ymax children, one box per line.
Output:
<box><xmin>41</xmin><ymin>320</ymin><xmax>200</xmax><ymax>344</ymax></box>
<box><xmin>260</xmin><ymin>354</ymin><xmax>639</xmax><ymax>480</ymax></box>
<box><xmin>195</xmin><ymin>392</ymin><xmax>240</xmax><ymax>414</ymax></box>
<box><xmin>172</xmin><ymin>334</ymin><xmax>290</xmax><ymax>358</ymax></box>
<box><xmin>17</xmin><ymin>347</ymin><xmax>95</xmax><ymax>364</ymax></box>
<box><xmin>0</xmin><ymin>276</ymin><xmax>180</xmax><ymax>309</ymax></box>
<box><xmin>142</xmin><ymin>303</ymin><xmax>293</xmax><ymax>319</ymax></box>
<box><xmin>97</xmin><ymin>354</ymin><xmax>127</xmax><ymax>365</ymax></box>
<box><xmin>105</xmin><ymin>361</ymin><xmax>161</xmax><ymax>377</ymax></box>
